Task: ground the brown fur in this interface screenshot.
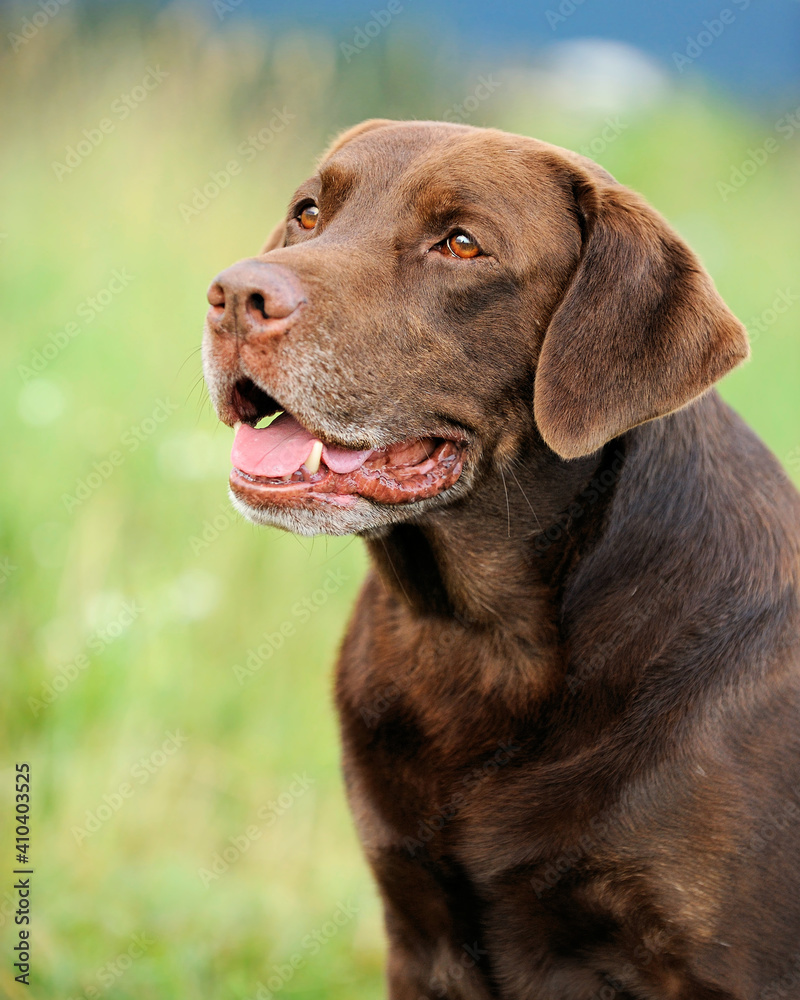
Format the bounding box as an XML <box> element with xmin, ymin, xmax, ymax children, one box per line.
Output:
<box><xmin>203</xmin><ymin>120</ymin><xmax>800</xmax><ymax>998</ymax></box>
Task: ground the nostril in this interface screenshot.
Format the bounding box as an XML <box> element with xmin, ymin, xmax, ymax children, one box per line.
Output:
<box><xmin>207</xmin><ymin>282</ymin><xmax>225</xmax><ymax>311</ymax></box>
<box><xmin>247</xmin><ymin>292</ymin><xmax>268</xmax><ymax>321</ymax></box>
<box><xmin>206</xmin><ymin>262</ymin><xmax>305</xmax><ymax>336</ymax></box>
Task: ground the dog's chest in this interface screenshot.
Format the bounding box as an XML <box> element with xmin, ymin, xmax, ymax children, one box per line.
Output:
<box><xmin>340</xmin><ymin>728</ymin><xmax>733</xmax><ymax>998</ymax></box>
<box><xmin>335</xmin><ymin>583</ymin><xmax>590</xmax><ymax>874</ymax></box>
<box><xmin>335</xmin><ymin>593</ymin><xmax>741</xmax><ymax>996</ymax></box>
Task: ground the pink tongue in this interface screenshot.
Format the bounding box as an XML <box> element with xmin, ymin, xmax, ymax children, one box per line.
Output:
<box><xmin>232</xmin><ymin>415</ymin><xmax>314</xmax><ymax>477</ymax></box>
<box><xmin>231</xmin><ymin>413</ymin><xmax>372</xmax><ymax>478</ymax></box>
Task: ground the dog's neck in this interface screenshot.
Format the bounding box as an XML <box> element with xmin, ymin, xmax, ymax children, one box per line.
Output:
<box><xmin>365</xmin><ymin>442</ymin><xmax>619</xmax><ymax>629</ymax></box>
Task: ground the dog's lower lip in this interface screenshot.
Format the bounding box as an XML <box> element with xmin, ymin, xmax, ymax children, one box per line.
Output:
<box><xmin>227</xmin><ymin>406</ymin><xmax>466</xmax><ymax>508</ymax></box>
<box><xmin>229</xmin><ymin>437</ymin><xmax>465</xmax><ymax>508</ymax></box>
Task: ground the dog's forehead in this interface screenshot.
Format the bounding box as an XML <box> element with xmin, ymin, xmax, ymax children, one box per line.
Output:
<box><xmin>323</xmin><ymin>121</ymin><xmax>458</xmax><ymax>174</ymax></box>
<box><xmin>317</xmin><ymin>122</ymin><xmax>565</xmax><ymax>208</ymax></box>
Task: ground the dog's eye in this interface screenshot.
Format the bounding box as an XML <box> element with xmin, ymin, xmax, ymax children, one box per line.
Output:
<box><xmin>446</xmin><ymin>232</ymin><xmax>481</xmax><ymax>259</ymax></box>
<box><xmin>298</xmin><ymin>204</ymin><xmax>319</xmax><ymax>230</ymax></box>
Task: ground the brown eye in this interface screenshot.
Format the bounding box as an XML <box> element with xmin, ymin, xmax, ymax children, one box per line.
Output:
<box><xmin>447</xmin><ymin>232</ymin><xmax>480</xmax><ymax>258</ymax></box>
<box><xmin>299</xmin><ymin>204</ymin><xmax>319</xmax><ymax>230</ymax></box>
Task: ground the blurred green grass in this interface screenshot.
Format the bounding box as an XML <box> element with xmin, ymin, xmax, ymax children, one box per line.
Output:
<box><xmin>1</xmin><ymin>5</ymin><xmax>799</xmax><ymax>998</ymax></box>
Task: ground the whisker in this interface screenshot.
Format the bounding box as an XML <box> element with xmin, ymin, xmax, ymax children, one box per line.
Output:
<box><xmin>507</xmin><ymin>466</ymin><xmax>542</xmax><ymax>531</ymax></box>
<box><xmin>176</xmin><ymin>345</ymin><xmax>204</xmax><ymax>378</ymax></box>
<box><xmin>378</xmin><ymin>536</ymin><xmax>412</xmax><ymax>606</ymax></box>
<box><xmin>499</xmin><ymin>467</ymin><xmax>511</xmax><ymax>538</ymax></box>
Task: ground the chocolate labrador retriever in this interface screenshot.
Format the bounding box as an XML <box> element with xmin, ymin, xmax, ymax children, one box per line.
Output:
<box><xmin>203</xmin><ymin>120</ymin><xmax>800</xmax><ymax>998</ymax></box>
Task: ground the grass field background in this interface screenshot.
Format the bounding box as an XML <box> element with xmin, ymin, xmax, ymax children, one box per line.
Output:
<box><xmin>1</xmin><ymin>4</ymin><xmax>799</xmax><ymax>998</ymax></box>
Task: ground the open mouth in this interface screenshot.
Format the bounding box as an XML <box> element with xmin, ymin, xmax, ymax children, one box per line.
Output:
<box><xmin>227</xmin><ymin>384</ymin><xmax>466</xmax><ymax>509</ymax></box>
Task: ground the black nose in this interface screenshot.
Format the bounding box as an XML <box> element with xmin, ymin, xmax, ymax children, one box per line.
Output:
<box><xmin>206</xmin><ymin>260</ymin><xmax>306</xmax><ymax>338</ymax></box>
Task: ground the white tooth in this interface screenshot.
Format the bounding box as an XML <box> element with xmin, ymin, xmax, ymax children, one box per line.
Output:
<box><xmin>304</xmin><ymin>440</ymin><xmax>323</xmax><ymax>474</ymax></box>
<box><xmin>233</xmin><ymin>421</ymin><xmax>242</xmax><ymax>432</ymax></box>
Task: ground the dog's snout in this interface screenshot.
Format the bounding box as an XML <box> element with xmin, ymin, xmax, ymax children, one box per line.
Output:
<box><xmin>206</xmin><ymin>260</ymin><xmax>306</xmax><ymax>337</ymax></box>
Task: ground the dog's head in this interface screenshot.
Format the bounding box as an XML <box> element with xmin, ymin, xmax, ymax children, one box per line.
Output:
<box><xmin>203</xmin><ymin>119</ymin><xmax>748</xmax><ymax>536</ymax></box>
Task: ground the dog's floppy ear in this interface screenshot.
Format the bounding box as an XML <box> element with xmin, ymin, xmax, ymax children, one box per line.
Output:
<box><xmin>533</xmin><ymin>172</ymin><xmax>749</xmax><ymax>459</ymax></box>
